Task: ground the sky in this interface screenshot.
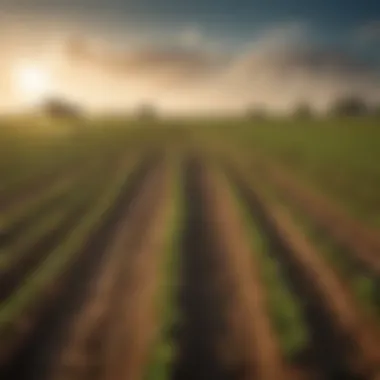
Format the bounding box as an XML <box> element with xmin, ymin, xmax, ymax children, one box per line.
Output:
<box><xmin>0</xmin><ymin>0</ymin><xmax>379</xmax><ymax>113</ymax></box>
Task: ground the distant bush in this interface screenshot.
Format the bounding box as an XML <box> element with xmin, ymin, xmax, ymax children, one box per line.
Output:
<box><xmin>330</xmin><ymin>96</ymin><xmax>369</xmax><ymax>117</ymax></box>
<box><xmin>42</xmin><ymin>97</ymin><xmax>83</xmax><ymax>119</ymax></box>
<box><xmin>293</xmin><ymin>102</ymin><xmax>313</xmax><ymax>119</ymax></box>
<box><xmin>246</xmin><ymin>106</ymin><xmax>267</xmax><ymax>120</ymax></box>
<box><xmin>135</xmin><ymin>103</ymin><xmax>158</xmax><ymax>121</ymax></box>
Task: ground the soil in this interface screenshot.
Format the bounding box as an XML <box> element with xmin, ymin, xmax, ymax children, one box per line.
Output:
<box><xmin>228</xmin><ymin>165</ymin><xmax>380</xmax><ymax>380</ymax></box>
<box><xmin>49</xmin><ymin>161</ymin><xmax>172</xmax><ymax>380</ymax></box>
<box><xmin>172</xmin><ymin>158</ymin><xmax>286</xmax><ymax>380</ymax></box>
<box><xmin>0</xmin><ymin>203</ymin><xmax>88</xmax><ymax>302</ymax></box>
<box><xmin>0</xmin><ymin>153</ymin><xmax>159</xmax><ymax>379</ymax></box>
<box><xmin>257</xmin><ymin>160</ymin><xmax>380</xmax><ymax>277</ymax></box>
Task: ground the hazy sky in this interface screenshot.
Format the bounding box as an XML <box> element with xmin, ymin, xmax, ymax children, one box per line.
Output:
<box><xmin>1</xmin><ymin>0</ymin><xmax>379</xmax><ymax>113</ymax></box>
<box><xmin>2</xmin><ymin>1</ymin><xmax>380</xmax><ymax>48</ymax></box>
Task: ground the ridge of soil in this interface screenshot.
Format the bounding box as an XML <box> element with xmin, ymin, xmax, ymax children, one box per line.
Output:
<box><xmin>50</xmin><ymin>162</ymin><xmax>172</xmax><ymax>380</ymax></box>
<box><xmin>227</xmin><ymin>165</ymin><xmax>380</xmax><ymax>380</ymax></box>
<box><xmin>0</xmin><ymin>153</ymin><xmax>160</xmax><ymax>380</ymax></box>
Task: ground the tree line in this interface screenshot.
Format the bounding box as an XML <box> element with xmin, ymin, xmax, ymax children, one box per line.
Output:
<box><xmin>247</xmin><ymin>96</ymin><xmax>380</xmax><ymax>120</ymax></box>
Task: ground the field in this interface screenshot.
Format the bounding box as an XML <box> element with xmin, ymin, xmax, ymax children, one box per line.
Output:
<box><xmin>0</xmin><ymin>116</ymin><xmax>379</xmax><ymax>380</ymax></box>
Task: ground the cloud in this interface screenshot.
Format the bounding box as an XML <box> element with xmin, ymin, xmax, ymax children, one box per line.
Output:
<box><xmin>246</xmin><ymin>22</ymin><xmax>309</xmax><ymax>52</ymax></box>
<box><xmin>2</xmin><ymin>22</ymin><xmax>380</xmax><ymax>114</ymax></box>
<box><xmin>62</xmin><ymin>36</ymin><xmax>222</xmax><ymax>91</ymax></box>
<box><xmin>178</xmin><ymin>25</ymin><xmax>202</xmax><ymax>48</ymax></box>
<box><xmin>51</xmin><ymin>30</ymin><xmax>380</xmax><ymax>112</ymax></box>
<box><xmin>355</xmin><ymin>20</ymin><xmax>380</xmax><ymax>45</ymax></box>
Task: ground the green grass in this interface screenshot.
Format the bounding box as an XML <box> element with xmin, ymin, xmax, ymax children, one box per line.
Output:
<box><xmin>1</xmin><ymin>175</ymin><xmax>78</xmax><ymax>229</ymax></box>
<box><xmin>193</xmin><ymin>116</ymin><xmax>380</xmax><ymax>228</ymax></box>
<box><xmin>222</xmin><ymin>171</ymin><xmax>310</xmax><ymax>361</ymax></box>
<box><xmin>0</xmin><ymin>155</ymin><xmax>140</xmax><ymax>339</ymax></box>
<box><xmin>0</xmin><ymin>117</ymin><xmax>140</xmax><ymax>198</ymax></box>
<box><xmin>280</xmin><ymin>196</ymin><xmax>379</xmax><ymax>319</ymax></box>
<box><xmin>255</xmin><ymin>175</ymin><xmax>380</xmax><ymax>320</ymax></box>
<box><xmin>0</xmin><ymin>207</ymin><xmax>71</xmax><ymax>271</ymax></box>
<box><xmin>0</xmin><ymin>156</ymin><xmax>110</xmax><ymax>239</ymax></box>
<box><xmin>145</xmin><ymin>158</ymin><xmax>184</xmax><ymax>380</ymax></box>
<box><xmin>0</xmin><ymin>158</ymin><xmax>120</xmax><ymax>271</ymax></box>
<box><xmin>0</xmin><ymin>114</ymin><xmax>378</xmax><ymax>367</ymax></box>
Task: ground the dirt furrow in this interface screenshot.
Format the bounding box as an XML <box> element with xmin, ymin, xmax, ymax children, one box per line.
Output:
<box><xmin>0</xmin><ymin>159</ymin><xmax>88</xmax><ymax>217</ymax></box>
<box><xmin>0</xmin><ymin>174</ymin><xmax>79</xmax><ymax>246</ymax></box>
<box><xmin>0</xmin><ymin>154</ymin><xmax>158</xmax><ymax>380</ymax></box>
<box><xmin>103</xmin><ymin>163</ymin><xmax>172</xmax><ymax>380</ymax></box>
<box><xmin>255</xmin><ymin>160</ymin><xmax>380</xmax><ymax>276</ymax></box>
<box><xmin>172</xmin><ymin>158</ymin><xmax>233</xmax><ymax>380</ymax></box>
<box><xmin>0</xmin><ymin>168</ymin><xmax>66</xmax><ymax>214</ymax></box>
<box><xmin>0</xmin><ymin>155</ymin><xmax>132</xmax><ymax>302</ymax></box>
<box><xmin>0</xmin><ymin>204</ymin><xmax>87</xmax><ymax>302</ymax></box>
<box><xmin>50</xmin><ymin>161</ymin><xmax>172</xmax><ymax>380</ymax></box>
<box><xmin>173</xmin><ymin>158</ymin><xmax>286</xmax><ymax>380</ymax></box>
<box><xmin>202</xmin><ymin>166</ymin><xmax>286</xmax><ymax>380</ymax></box>
<box><xmin>229</xmin><ymin>167</ymin><xmax>380</xmax><ymax>380</ymax></box>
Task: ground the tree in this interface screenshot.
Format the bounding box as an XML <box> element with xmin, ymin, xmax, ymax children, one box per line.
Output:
<box><xmin>373</xmin><ymin>104</ymin><xmax>380</xmax><ymax>116</ymax></box>
<box><xmin>246</xmin><ymin>105</ymin><xmax>267</xmax><ymax>120</ymax></box>
<box><xmin>136</xmin><ymin>103</ymin><xmax>158</xmax><ymax>121</ymax></box>
<box><xmin>42</xmin><ymin>97</ymin><xmax>82</xmax><ymax>119</ymax></box>
<box><xmin>330</xmin><ymin>96</ymin><xmax>369</xmax><ymax>117</ymax></box>
<box><xmin>293</xmin><ymin>102</ymin><xmax>313</xmax><ymax>119</ymax></box>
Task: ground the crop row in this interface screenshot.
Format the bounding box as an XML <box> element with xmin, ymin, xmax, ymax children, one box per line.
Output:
<box><xmin>0</xmin><ymin>152</ymin><xmax>379</xmax><ymax>380</ymax></box>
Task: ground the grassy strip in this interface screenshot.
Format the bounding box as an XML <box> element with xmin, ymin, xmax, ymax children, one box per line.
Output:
<box><xmin>0</xmin><ymin>162</ymin><xmax>114</xmax><ymax>271</ymax></box>
<box><xmin>221</xmin><ymin>119</ymin><xmax>380</xmax><ymax>227</ymax></box>
<box><xmin>0</xmin><ymin>137</ymin><xmax>74</xmax><ymax>192</ymax></box>
<box><xmin>0</xmin><ymin>207</ymin><xmax>70</xmax><ymax>270</ymax></box>
<box><xmin>263</xmin><ymin>184</ymin><xmax>380</xmax><ymax>319</ymax></box>
<box><xmin>0</xmin><ymin>155</ymin><xmax>140</xmax><ymax>338</ymax></box>
<box><xmin>0</xmin><ymin>145</ymin><xmax>89</xmax><ymax>198</ymax></box>
<box><xmin>0</xmin><ymin>165</ymin><xmax>62</xmax><ymax>198</ymax></box>
<box><xmin>221</xmin><ymin>169</ymin><xmax>310</xmax><ymax>361</ymax></box>
<box><xmin>192</xmin><ymin>119</ymin><xmax>380</xmax><ymax>227</ymax></box>
<box><xmin>0</xmin><ymin>153</ymin><xmax>125</xmax><ymax>241</ymax></box>
<box><xmin>0</xmin><ymin>175</ymin><xmax>79</xmax><ymax>230</ymax></box>
<box><xmin>0</xmin><ymin>119</ymin><xmax>131</xmax><ymax>192</ymax></box>
<box><xmin>229</xmin><ymin>153</ymin><xmax>380</xmax><ymax>319</ymax></box>
<box><xmin>144</xmin><ymin>160</ymin><xmax>183</xmax><ymax>380</ymax></box>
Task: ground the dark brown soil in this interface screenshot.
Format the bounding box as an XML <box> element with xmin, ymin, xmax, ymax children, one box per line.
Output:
<box><xmin>0</xmin><ymin>156</ymin><xmax>126</xmax><ymax>302</ymax></box>
<box><xmin>0</xmin><ymin>169</ymin><xmax>64</xmax><ymax>214</ymax></box>
<box><xmin>0</xmin><ymin>184</ymin><xmax>75</xmax><ymax>246</ymax></box>
<box><xmin>2</xmin><ymin>151</ymin><xmax>378</xmax><ymax>380</ymax></box>
<box><xmin>256</xmin><ymin>160</ymin><xmax>380</xmax><ymax>277</ymax></box>
<box><xmin>0</xmin><ymin>153</ymin><xmax>159</xmax><ymax>379</ymax></box>
<box><xmin>0</xmin><ymin>174</ymin><xmax>79</xmax><ymax>247</ymax></box>
<box><xmin>49</xmin><ymin>161</ymin><xmax>172</xmax><ymax>380</ymax></box>
<box><xmin>0</xmin><ymin>157</ymin><xmax>117</xmax><ymax>247</ymax></box>
<box><xmin>227</xmin><ymin>166</ymin><xmax>380</xmax><ymax>380</ymax></box>
<box><xmin>100</xmin><ymin>164</ymin><xmax>171</xmax><ymax>380</ymax></box>
<box><xmin>0</xmin><ymin>158</ymin><xmax>88</xmax><ymax>215</ymax></box>
<box><xmin>0</xmin><ymin>203</ymin><xmax>88</xmax><ymax>302</ymax></box>
<box><xmin>202</xmin><ymin>164</ymin><xmax>286</xmax><ymax>380</ymax></box>
<box><xmin>172</xmin><ymin>158</ymin><xmax>237</xmax><ymax>380</ymax></box>
<box><xmin>172</xmin><ymin>158</ymin><xmax>286</xmax><ymax>380</ymax></box>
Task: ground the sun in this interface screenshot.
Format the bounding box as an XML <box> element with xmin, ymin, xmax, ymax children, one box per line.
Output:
<box><xmin>13</xmin><ymin>63</ymin><xmax>52</xmax><ymax>103</ymax></box>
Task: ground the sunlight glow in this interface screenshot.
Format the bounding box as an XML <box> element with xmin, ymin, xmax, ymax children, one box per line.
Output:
<box><xmin>13</xmin><ymin>63</ymin><xmax>52</xmax><ymax>104</ymax></box>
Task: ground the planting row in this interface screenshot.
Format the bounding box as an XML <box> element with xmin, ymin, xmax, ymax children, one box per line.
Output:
<box><xmin>1</xmin><ymin>154</ymin><xmax>378</xmax><ymax>380</ymax></box>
